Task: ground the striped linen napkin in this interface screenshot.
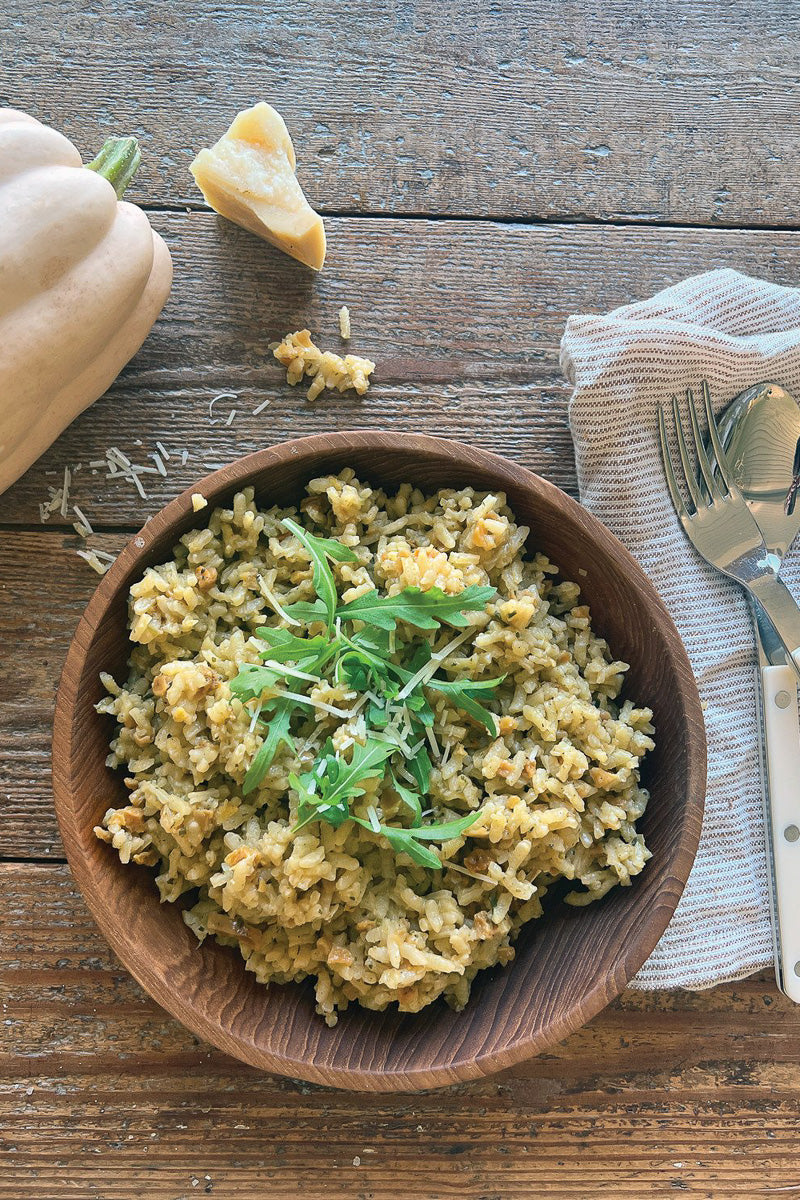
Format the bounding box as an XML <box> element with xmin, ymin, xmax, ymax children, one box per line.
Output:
<box><xmin>560</xmin><ymin>268</ymin><xmax>800</xmax><ymax>990</ymax></box>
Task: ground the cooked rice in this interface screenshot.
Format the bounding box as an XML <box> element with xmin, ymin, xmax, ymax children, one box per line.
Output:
<box><xmin>273</xmin><ymin>329</ymin><xmax>374</xmax><ymax>400</ymax></box>
<box><xmin>95</xmin><ymin>471</ymin><xmax>654</xmax><ymax>1025</ymax></box>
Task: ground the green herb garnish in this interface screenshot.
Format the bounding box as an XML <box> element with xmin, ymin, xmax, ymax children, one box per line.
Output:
<box><xmin>291</xmin><ymin>738</ymin><xmax>396</xmax><ymax>831</ymax></box>
<box><xmin>356</xmin><ymin>812</ymin><xmax>481</xmax><ymax>870</ymax></box>
<box><xmin>335</xmin><ymin>584</ymin><xmax>496</xmax><ymax>631</ymax></box>
<box><xmin>231</xmin><ymin>516</ymin><xmax>505</xmax><ymax>865</ymax></box>
<box><xmin>241</xmin><ymin>698</ymin><xmax>296</xmax><ymax>794</ymax></box>
<box><xmin>282</xmin><ymin>517</ymin><xmax>359</xmax><ymax>630</ymax></box>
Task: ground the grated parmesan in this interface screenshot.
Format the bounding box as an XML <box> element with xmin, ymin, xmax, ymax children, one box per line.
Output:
<box><xmin>396</xmin><ymin>629</ymin><xmax>472</xmax><ymax>701</ymax></box>
<box><xmin>252</xmin><ymin>398</ymin><xmax>271</xmax><ymax>416</ymax></box>
<box><xmin>60</xmin><ymin>466</ymin><xmax>71</xmax><ymax>517</ymax></box>
<box><xmin>261</xmin><ymin>660</ymin><xmax>323</xmax><ymax>685</ymax></box>
<box><xmin>209</xmin><ymin>392</ymin><xmax>237</xmax><ymax>423</ymax></box>
<box><xmin>72</xmin><ymin>505</ymin><xmax>93</xmax><ymax>538</ymax></box>
<box><xmin>425</xmin><ymin>724</ymin><xmax>440</xmax><ymax>759</ymax></box>
<box><xmin>248</xmin><ymin>701</ymin><xmax>263</xmax><ymax>733</ymax></box>
<box><xmin>279</xmin><ymin>691</ymin><xmax>354</xmax><ymax>719</ymax></box>
<box><xmin>366</xmin><ymin>805</ymin><xmax>381</xmax><ymax>833</ymax></box>
<box><xmin>76</xmin><ymin>548</ymin><xmax>116</xmax><ymax>576</ymax></box>
<box><xmin>257</xmin><ymin>574</ymin><xmax>302</xmax><ymax>627</ymax></box>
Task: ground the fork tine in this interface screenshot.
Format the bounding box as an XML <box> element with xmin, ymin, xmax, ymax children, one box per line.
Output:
<box><xmin>687</xmin><ymin>387</ymin><xmax>722</xmax><ymax>500</ymax></box>
<box><xmin>702</xmin><ymin>380</ymin><xmax>734</xmax><ymax>495</ymax></box>
<box><xmin>672</xmin><ymin>395</ymin><xmax>704</xmax><ymax>511</ymax></box>
<box><xmin>658</xmin><ymin>404</ymin><xmax>689</xmax><ymax>521</ymax></box>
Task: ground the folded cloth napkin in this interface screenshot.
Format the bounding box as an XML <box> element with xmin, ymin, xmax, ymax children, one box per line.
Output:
<box><xmin>560</xmin><ymin>268</ymin><xmax>800</xmax><ymax>991</ymax></box>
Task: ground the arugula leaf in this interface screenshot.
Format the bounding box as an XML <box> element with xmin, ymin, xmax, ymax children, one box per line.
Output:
<box><xmin>255</xmin><ymin>627</ymin><xmax>330</xmax><ymax>662</ymax></box>
<box><xmin>404</xmin><ymin>812</ymin><xmax>481</xmax><ymax>840</ymax></box>
<box><xmin>372</xmin><ymin>824</ymin><xmax>442</xmax><ymax>869</ymax></box>
<box><xmin>291</xmin><ymin>738</ymin><xmax>396</xmax><ymax>832</ymax></box>
<box><xmin>350</xmin><ymin>626</ymin><xmax>393</xmax><ymax>657</ymax></box>
<box><xmin>243</xmin><ymin>699</ymin><xmax>296</xmax><ymax>794</ymax></box>
<box><xmin>366</xmin><ymin>698</ymin><xmax>390</xmax><ymax>728</ymax></box>
<box><xmin>292</xmin><ymin>764</ymin><xmax>352</xmax><ymax>830</ymax></box>
<box><xmin>406</xmin><ymin>739</ymin><xmax>432</xmax><ymax>793</ymax></box>
<box><xmin>282</xmin><ymin>517</ymin><xmax>358</xmax><ymax>629</ymax></box>
<box><xmin>390</xmin><ymin>772</ymin><xmax>423</xmax><ymax>824</ymax></box>
<box><xmin>405</xmin><ymin>690</ymin><xmax>434</xmax><ymax>726</ymax></box>
<box><xmin>281</xmin><ymin>599</ymin><xmax>328</xmax><ymax>624</ymax></box>
<box><xmin>356</xmin><ymin>811</ymin><xmax>480</xmax><ymax>870</ymax></box>
<box><xmin>335</xmin><ymin>584</ymin><xmax>496</xmax><ymax>632</ymax></box>
<box><xmin>428</xmin><ymin>676</ymin><xmax>504</xmax><ymax>734</ymax></box>
<box><xmin>230</xmin><ymin>661</ymin><xmax>286</xmax><ymax>702</ymax></box>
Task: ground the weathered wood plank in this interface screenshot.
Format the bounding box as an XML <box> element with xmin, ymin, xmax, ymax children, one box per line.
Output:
<box><xmin>1</xmin><ymin>864</ymin><xmax>798</xmax><ymax>1198</ymax></box>
<box><xmin>0</xmin><ymin>533</ymin><xmax>128</xmax><ymax>859</ymax></box>
<box><xmin>3</xmin><ymin>0</ymin><xmax>800</xmax><ymax>227</ymax></box>
<box><xmin>6</xmin><ymin>215</ymin><xmax>800</xmax><ymax>532</ymax></box>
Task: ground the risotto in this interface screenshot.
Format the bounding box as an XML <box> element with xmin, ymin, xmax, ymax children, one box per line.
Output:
<box><xmin>95</xmin><ymin>471</ymin><xmax>654</xmax><ymax>1024</ymax></box>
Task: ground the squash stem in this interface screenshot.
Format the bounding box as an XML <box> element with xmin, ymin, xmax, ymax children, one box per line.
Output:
<box><xmin>85</xmin><ymin>137</ymin><xmax>141</xmax><ymax>198</ymax></box>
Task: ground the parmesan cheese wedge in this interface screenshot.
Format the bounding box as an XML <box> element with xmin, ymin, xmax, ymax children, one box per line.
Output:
<box><xmin>190</xmin><ymin>103</ymin><xmax>326</xmax><ymax>270</ymax></box>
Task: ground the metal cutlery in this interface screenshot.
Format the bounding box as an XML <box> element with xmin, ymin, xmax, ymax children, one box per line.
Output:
<box><xmin>714</xmin><ymin>382</ymin><xmax>800</xmax><ymax>1005</ymax></box>
<box><xmin>659</xmin><ymin>380</ymin><xmax>800</xmax><ymax>1004</ymax></box>
<box><xmin>658</xmin><ymin>382</ymin><xmax>800</xmax><ymax>682</ymax></box>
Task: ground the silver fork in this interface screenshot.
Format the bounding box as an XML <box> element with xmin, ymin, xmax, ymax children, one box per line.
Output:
<box><xmin>658</xmin><ymin>381</ymin><xmax>800</xmax><ymax>681</ymax></box>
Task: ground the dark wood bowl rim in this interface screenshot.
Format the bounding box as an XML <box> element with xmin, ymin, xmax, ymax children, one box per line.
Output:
<box><xmin>52</xmin><ymin>430</ymin><xmax>706</xmax><ymax>1091</ymax></box>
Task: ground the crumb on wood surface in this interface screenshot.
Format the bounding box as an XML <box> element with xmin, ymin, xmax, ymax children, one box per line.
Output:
<box><xmin>273</xmin><ymin>328</ymin><xmax>374</xmax><ymax>400</ymax></box>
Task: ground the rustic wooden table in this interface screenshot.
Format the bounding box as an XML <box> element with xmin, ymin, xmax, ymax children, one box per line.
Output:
<box><xmin>3</xmin><ymin>2</ymin><xmax>800</xmax><ymax>1196</ymax></box>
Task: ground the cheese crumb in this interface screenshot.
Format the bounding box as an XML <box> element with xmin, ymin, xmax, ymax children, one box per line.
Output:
<box><xmin>273</xmin><ymin>329</ymin><xmax>374</xmax><ymax>401</ymax></box>
<box><xmin>338</xmin><ymin>306</ymin><xmax>351</xmax><ymax>339</ymax></box>
<box><xmin>192</xmin><ymin>493</ymin><xmax>208</xmax><ymax>512</ymax></box>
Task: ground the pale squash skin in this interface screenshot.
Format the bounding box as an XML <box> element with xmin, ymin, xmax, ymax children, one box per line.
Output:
<box><xmin>0</xmin><ymin>109</ymin><xmax>173</xmax><ymax>497</ymax></box>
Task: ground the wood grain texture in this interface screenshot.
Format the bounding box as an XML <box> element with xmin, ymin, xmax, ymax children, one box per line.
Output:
<box><xmin>8</xmin><ymin>215</ymin><xmax>800</xmax><ymax>530</ymax></box>
<box><xmin>50</xmin><ymin>432</ymin><xmax>705</xmax><ymax>1090</ymax></box>
<box><xmin>1</xmin><ymin>5</ymin><xmax>799</xmax><ymax>1179</ymax></box>
<box><xmin>0</xmin><ymin>532</ymin><xmax>127</xmax><ymax>859</ymax></box>
<box><xmin>3</xmin><ymin>0</ymin><xmax>800</xmax><ymax>227</ymax></box>
<box><xmin>3</xmin><ymin>865</ymin><xmax>799</xmax><ymax>1198</ymax></box>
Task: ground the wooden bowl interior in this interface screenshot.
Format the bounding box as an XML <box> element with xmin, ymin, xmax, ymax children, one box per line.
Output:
<box><xmin>54</xmin><ymin>433</ymin><xmax>705</xmax><ymax>1090</ymax></box>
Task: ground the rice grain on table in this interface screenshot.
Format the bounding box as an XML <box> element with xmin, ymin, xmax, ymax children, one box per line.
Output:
<box><xmin>95</xmin><ymin>471</ymin><xmax>653</xmax><ymax>1025</ymax></box>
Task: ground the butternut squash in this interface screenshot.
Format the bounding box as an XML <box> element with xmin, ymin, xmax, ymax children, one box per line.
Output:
<box><xmin>0</xmin><ymin>108</ymin><xmax>173</xmax><ymax>496</ymax></box>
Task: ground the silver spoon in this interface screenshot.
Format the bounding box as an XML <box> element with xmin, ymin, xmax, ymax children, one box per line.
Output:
<box><xmin>717</xmin><ymin>382</ymin><xmax>800</xmax><ymax>1003</ymax></box>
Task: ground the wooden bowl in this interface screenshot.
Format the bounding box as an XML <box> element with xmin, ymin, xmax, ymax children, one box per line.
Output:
<box><xmin>53</xmin><ymin>431</ymin><xmax>705</xmax><ymax>1092</ymax></box>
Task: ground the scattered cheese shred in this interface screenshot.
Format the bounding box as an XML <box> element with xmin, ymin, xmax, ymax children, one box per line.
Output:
<box><xmin>209</xmin><ymin>392</ymin><xmax>237</xmax><ymax>422</ymax></box>
<box><xmin>279</xmin><ymin>691</ymin><xmax>354</xmax><ymax>719</ymax></box>
<box><xmin>257</xmin><ymin>574</ymin><xmax>302</xmax><ymax>626</ymax></box>
<box><xmin>72</xmin><ymin>505</ymin><xmax>93</xmax><ymax>538</ymax></box>
<box><xmin>396</xmin><ymin>630</ymin><xmax>472</xmax><ymax>701</ymax></box>
<box><xmin>366</xmin><ymin>805</ymin><xmax>381</xmax><ymax>833</ymax></box>
<box><xmin>273</xmin><ymin>329</ymin><xmax>375</xmax><ymax>401</ymax></box>
<box><xmin>76</xmin><ymin>549</ymin><xmax>116</xmax><ymax>576</ymax></box>
<box><xmin>60</xmin><ymin>466</ymin><xmax>71</xmax><ymax>518</ymax></box>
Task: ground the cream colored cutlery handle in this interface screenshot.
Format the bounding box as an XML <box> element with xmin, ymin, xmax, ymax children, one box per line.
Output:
<box><xmin>762</xmin><ymin>664</ymin><xmax>800</xmax><ymax>1004</ymax></box>
<box><xmin>748</xmin><ymin>575</ymin><xmax>800</xmax><ymax>684</ymax></box>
